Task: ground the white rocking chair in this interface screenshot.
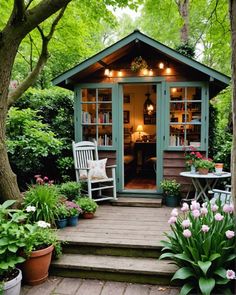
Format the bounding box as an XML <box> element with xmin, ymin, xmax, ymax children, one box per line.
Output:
<box><xmin>72</xmin><ymin>141</ymin><xmax>117</xmax><ymax>202</ymax></box>
<box><xmin>210</xmin><ymin>185</ymin><xmax>232</xmax><ymax>204</ymax></box>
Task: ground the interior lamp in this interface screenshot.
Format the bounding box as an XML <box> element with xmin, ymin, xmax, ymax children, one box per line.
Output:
<box><xmin>136</xmin><ymin>125</ymin><xmax>143</xmax><ymax>141</ymax></box>
<box><xmin>144</xmin><ymin>93</ymin><xmax>154</xmax><ymax>115</ymax></box>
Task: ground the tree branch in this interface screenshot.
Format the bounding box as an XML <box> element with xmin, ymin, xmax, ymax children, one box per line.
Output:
<box><xmin>7</xmin><ymin>6</ymin><xmax>68</xmax><ymax>108</ymax></box>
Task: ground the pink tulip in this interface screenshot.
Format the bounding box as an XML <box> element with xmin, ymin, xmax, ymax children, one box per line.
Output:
<box><xmin>181</xmin><ymin>202</ymin><xmax>189</xmax><ymax>212</ymax></box>
<box><xmin>211</xmin><ymin>204</ymin><xmax>219</xmax><ymax>212</ymax></box>
<box><xmin>190</xmin><ymin>200</ymin><xmax>200</xmax><ymax>211</ymax></box>
<box><xmin>200</xmin><ymin>207</ymin><xmax>208</xmax><ymax>215</ymax></box>
<box><xmin>214</xmin><ymin>213</ymin><xmax>224</xmax><ymax>221</ymax></box>
<box><xmin>226</xmin><ymin>270</ymin><xmax>235</xmax><ymax>280</ymax></box>
<box><xmin>182</xmin><ymin>219</ymin><xmax>191</xmax><ymax>228</ymax></box>
<box><xmin>201</xmin><ymin>225</ymin><xmax>210</xmax><ymax>233</ymax></box>
<box><xmin>183</xmin><ymin>229</ymin><xmax>192</xmax><ymax>238</ymax></box>
<box><xmin>225</xmin><ymin>230</ymin><xmax>235</xmax><ymax>239</ymax></box>
<box><xmin>168</xmin><ymin>216</ymin><xmax>177</xmax><ymax>224</ymax></box>
<box><xmin>192</xmin><ymin>209</ymin><xmax>200</xmax><ymax>218</ymax></box>
<box><xmin>171</xmin><ymin>208</ymin><xmax>178</xmax><ymax>217</ymax></box>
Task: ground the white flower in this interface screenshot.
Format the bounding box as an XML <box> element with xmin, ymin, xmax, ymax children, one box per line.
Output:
<box><xmin>182</xmin><ymin>219</ymin><xmax>191</xmax><ymax>228</ymax></box>
<box><xmin>171</xmin><ymin>208</ymin><xmax>178</xmax><ymax>217</ymax></box>
<box><xmin>37</xmin><ymin>220</ymin><xmax>51</xmax><ymax>228</ymax></box>
<box><xmin>168</xmin><ymin>216</ymin><xmax>177</xmax><ymax>224</ymax></box>
<box><xmin>201</xmin><ymin>225</ymin><xmax>210</xmax><ymax>233</ymax></box>
<box><xmin>181</xmin><ymin>202</ymin><xmax>189</xmax><ymax>212</ymax></box>
<box><xmin>226</xmin><ymin>270</ymin><xmax>235</xmax><ymax>280</ymax></box>
<box><xmin>26</xmin><ymin>205</ymin><xmax>36</xmax><ymax>212</ymax></box>
<box><xmin>190</xmin><ymin>200</ymin><xmax>200</xmax><ymax>211</ymax></box>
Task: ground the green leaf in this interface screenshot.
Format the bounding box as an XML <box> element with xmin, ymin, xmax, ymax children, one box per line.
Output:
<box><xmin>209</xmin><ymin>253</ymin><xmax>221</xmax><ymax>262</ymax></box>
<box><xmin>198</xmin><ymin>261</ymin><xmax>212</xmax><ymax>275</ymax></box>
<box><xmin>1</xmin><ymin>200</ymin><xmax>16</xmax><ymax>209</ymax></box>
<box><xmin>171</xmin><ymin>267</ymin><xmax>195</xmax><ymax>281</ymax></box>
<box><xmin>175</xmin><ymin>253</ymin><xmax>195</xmax><ymax>264</ymax></box>
<box><xmin>8</xmin><ymin>244</ymin><xmax>18</xmax><ymax>253</ymax></box>
<box><xmin>0</xmin><ymin>238</ymin><xmax>9</xmax><ymax>246</ymax></box>
<box><xmin>159</xmin><ymin>252</ymin><xmax>174</xmax><ymax>260</ymax></box>
<box><xmin>225</xmin><ymin>254</ymin><xmax>236</xmax><ymax>262</ymax></box>
<box><xmin>216</xmin><ymin>277</ymin><xmax>229</xmax><ymax>285</ymax></box>
<box><xmin>214</xmin><ymin>267</ymin><xmax>227</xmax><ymax>278</ymax></box>
<box><xmin>199</xmin><ymin>277</ymin><xmax>215</xmax><ymax>295</ymax></box>
<box><xmin>179</xmin><ymin>283</ymin><xmax>194</xmax><ymax>295</ymax></box>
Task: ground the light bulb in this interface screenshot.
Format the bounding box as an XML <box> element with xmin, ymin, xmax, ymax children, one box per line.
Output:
<box><xmin>166</xmin><ymin>67</ymin><xmax>171</xmax><ymax>74</ymax></box>
<box><xmin>159</xmin><ymin>62</ymin><xmax>164</xmax><ymax>69</ymax></box>
<box><xmin>104</xmin><ymin>69</ymin><xmax>110</xmax><ymax>76</ymax></box>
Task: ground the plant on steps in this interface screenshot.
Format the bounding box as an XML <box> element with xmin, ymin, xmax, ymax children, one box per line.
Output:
<box><xmin>75</xmin><ymin>197</ymin><xmax>98</xmax><ymax>218</ymax></box>
<box><xmin>59</xmin><ymin>181</ymin><xmax>82</xmax><ymax>200</ymax></box>
<box><xmin>160</xmin><ymin>200</ymin><xmax>235</xmax><ymax>295</ymax></box>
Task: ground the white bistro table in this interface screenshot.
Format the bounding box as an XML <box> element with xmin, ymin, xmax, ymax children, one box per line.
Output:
<box><xmin>180</xmin><ymin>171</ymin><xmax>231</xmax><ymax>201</ymax></box>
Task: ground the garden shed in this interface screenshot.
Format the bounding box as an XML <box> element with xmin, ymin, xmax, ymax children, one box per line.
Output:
<box><xmin>53</xmin><ymin>30</ymin><xmax>230</xmax><ymax>195</ymax></box>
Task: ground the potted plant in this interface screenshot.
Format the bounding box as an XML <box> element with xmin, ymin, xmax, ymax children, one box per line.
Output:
<box><xmin>160</xmin><ymin>179</ymin><xmax>181</xmax><ymax>207</ymax></box>
<box><xmin>59</xmin><ymin>181</ymin><xmax>82</xmax><ymax>200</ymax></box>
<box><xmin>75</xmin><ymin>197</ymin><xmax>98</xmax><ymax>219</ymax></box>
<box><xmin>21</xmin><ymin>221</ymin><xmax>61</xmax><ymax>286</ymax></box>
<box><xmin>0</xmin><ymin>200</ymin><xmax>25</xmax><ymax>295</ymax></box>
<box><xmin>195</xmin><ymin>158</ymin><xmax>215</xmax><ymax>174</ymax></box>
<box><xmin>23</xmin><ymin>175</ymin><xmax>60</xmax><ymax>226</ymax></box>
<box><xmin>160</xmin><ymin>200</ymin><xmax>235</xmax><ymax>294</ymax></box>
<box><xmin>184</xmin><ymin>146</ymin><xmax>203</xmax><ymax>173</ymax></box>
<box><xmin>55</xmin><ymin>203</ymin><xmax>69</xmax><ymax>228</ymax></box>
<box><xmin>65</xmin><ymin>201</ymin><xmax>82</xmax><ymax>226</ymax></box>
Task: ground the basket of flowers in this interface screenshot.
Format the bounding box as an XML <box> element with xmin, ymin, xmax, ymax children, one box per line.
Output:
<box><xmin>130</xmin><ymin>56</ymin><xmax>148</xmax><ymax>72</ymax></box>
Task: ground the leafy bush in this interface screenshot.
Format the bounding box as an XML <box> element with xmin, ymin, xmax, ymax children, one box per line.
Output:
<box><xmin>160</xmin><ymin>179</ymin><xmax>180</xmax><ymax>196</ymax></box>
<box><xmin>160</xmin><ymin>200</ymin><xmax>235</xmax><ymax>295</ymax></box>
<box><xmin>75</xmin><ymin>197</ymin><xmax>98</xmax><ymax>213</ymax></box>
<box><xmin>59</xmin><ymin>181</ymin><xmax>82</xmax><ymax>200</ymax></box>
<box><xmin>6</xmin><ymin>107</ymin><xmax>62</xmax><ymax>187</ymax></box>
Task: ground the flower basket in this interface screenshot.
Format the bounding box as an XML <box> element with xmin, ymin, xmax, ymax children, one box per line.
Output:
<box><xmin>130</xmin><ymin>56</ymin><xmax>148</xmax><ymax>72</ymax></box>
<box><xmin>198</xmin><ymin>167</ymin><xmax>209</xmax><ymax>175</ymax></box>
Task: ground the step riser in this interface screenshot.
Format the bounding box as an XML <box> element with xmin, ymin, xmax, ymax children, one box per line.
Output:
<box><xmin>62</xmin><ymin>244</ymin><xmax>161</xmax><ymax>258</ymax></box>
<box><xmin>50</xmin><ymin>268</ymin><xmax>174</xmax><ymax>286</ymax></box>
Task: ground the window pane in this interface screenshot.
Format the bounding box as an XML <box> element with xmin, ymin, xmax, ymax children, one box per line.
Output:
<box><xmin>82</xmin><ymin>126</ymin><xmax>96</xmax><ymax>141</ymax></box>
<box><xmin>98</xmin><ymin>125</ymin><xmax>112</xmax><ymax>146</ymax></box>
<box><xmin>98</xmin><ymin>103</ymin><xmax>112</xmax><ymax>123</ymax></box>
<box><xmin>187</xmin><ymin>87</ymin><xmax>201</xmax><ymax>100</ymax></box>
<box><xmin>98</xmin><ymin>88</ymin><xmax>112</xmax><ymax>101</ymax></box>
<box><xmin>82</xmin><ymin>103</ymin><xmax>96</xmax><ymax>123</ymax></box>
<box><xmin>188</xmin><ymin>102</ymin><xmax>201</xmax><ymax>123</ymax></box>
<box><xmin>169</xmin><ymin>124</ymin><xmax>185</xmax><ymax>146</ymax></box>
<box><xmin>170</xmin><ymin>87</ymin><xmax>184</xmax><ymax>100</ymax></box>
<box><xmin>82</xmin><ymin>88</ymin><xmax>96</xmax><ymax>102</ymax></box>
<box><xmin>186</xmin><ymin>125</ymin><xmax>201</xmax><ymax>147</ymax></box>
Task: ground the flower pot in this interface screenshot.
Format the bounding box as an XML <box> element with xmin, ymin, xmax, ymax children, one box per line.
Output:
<box><xmin>3</xmin><ymin>268</ymin><xmax>22</xmax><ymax>295</ymax></box>
<box><xmin>68</xmin><ymin>215</ymin><xmax>79</xmax><ymax>226</ymax></box>
<box><xmin>56</xmin><ymin>218</ymin><xmax>67</xmax><ymax>229</ymax></box>
<box><xmin>83</xmin><ymin>212</ymin><xmax>94</xmax><ymax>219</ymax></box>
<box><xmin>21</xmin><ymin>244</ymin><xmax>54</xmax><ymax>286</ymax></box>
<box><xmin>215</xmin><ymin>163</ymin><xmax>223</xmax><ymax>175</ymax></box>
<box><xmin>190</xmin><ymin>165</ymin><xmax>196</xmax><ymax>174</ymax></box>
<box><xmin>198</xmin><ymin>168</ymin><xmax>209</xmax><ymax>175</ymax></box>
<box><xmin>165</xmin><ymin>195</ymin><xmax>179</xmax><ymax>207</ymax></box>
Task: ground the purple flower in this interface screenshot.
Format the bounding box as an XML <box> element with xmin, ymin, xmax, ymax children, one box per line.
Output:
<box><xmin>214</xmin><ymin>213</ymin><xmax>224</xmax><ymax>221</ymax></box>
<box><xmin>183</xmin><ymin>229</ymin><xmax>192</xmax><ymax>238</ymax></box>
<box><xmin>200</xmin><ymin>207</ymin><xmax>208</xmax><ymax>216</ymax></box>
<box><xmin>190</xmin><ymin>200</ymin><xmax>200</xmax><ymax>211</ymax></box>
<box><xmin>192</xmin><ymin>209</ymin><xmax>200</xmax><ymax>218</ymax></box>
<box><xmin>201</xmin><ymin>225</ymin><xmax>210</xmax><ymax>233</ymax></box>
<box><xmin>181</xmin><ymin>202</ymin><xmax>189</xmax><ymax>212</ymax></box>
<box><xmin>211</xmin><ymin>204</ymin><xmax>219</xmax><ymax>212</ymax></box>
<box><xmin>171</xmin><ymin>208</ymin><xmax>178</xmax><ymax>217</ymax></box>
<box><xmin>43</xmin><ymin>176</ymin><xmax>49</xmax><ymax>181</ymax></box>
<box><xmin>168</xmin><ymin>216</ymin><xmax>177</xmax><ymax>224</ymax></box>
<box><xmin>225</xmin><ymin>230</ymin><xmax>235</xmax><ymax>239</ymax></box>
<box><xmin>36</xmin><ymin>177</ymin><xmax>44</xmax><ymax>185</ymax></box>
<box><xmin>226</xmin><ymin>270</ymin><xmax>235</xmax><ymax>280</ymax></box>
<box><xmin>182</xmin><ymin>219</ymin><xmax>191</xmax><ymax>228</ymax></box>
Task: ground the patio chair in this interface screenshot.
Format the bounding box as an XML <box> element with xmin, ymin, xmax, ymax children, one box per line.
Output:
<box><xmin>72</xmin><ymin>141</ymin><xmax>117</xmax><ymax>202</ymax></box>
<box><xmin>210</xmin><ymin>185</ymin><xmax>232</xmax><ymax>204</ymax></box>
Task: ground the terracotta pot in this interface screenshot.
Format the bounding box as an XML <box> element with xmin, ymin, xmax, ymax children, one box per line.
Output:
<box><xmin>21</xmin><ymin>245</ymin><xmax>54</xmax><ymax>286</ymax></box>
<box><xmin>198</xmin><ymin>168</ymin><xmax>209</xmax><ymax>175</ymax></box>
<box><xmin>83</xmin><ymin>212</ymin><xmax>94</xmax><ymax>219</ymax></box>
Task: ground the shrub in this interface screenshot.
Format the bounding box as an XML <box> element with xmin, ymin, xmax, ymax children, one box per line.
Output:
<box><xmin>160</xmin><ymin>200</ymin><xmax>235</xmax><ymax>294</ymax></box>
<box><xmin>75</xmin><ymin>197</ymin><xmax>98</xmax><ymax>213</ymax></box>
<box><xmin>160</xmin><ymin>179</ymin><xmax>180</xmax><ymax>196</ymax></box>
<box><xmin>59</xmin><ymin>181</ymin><xmax>82</xmax><ymax>200</ymax></box>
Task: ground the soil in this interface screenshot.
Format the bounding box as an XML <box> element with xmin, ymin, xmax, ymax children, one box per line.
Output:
<box><xmin>0</xmin><ymin>268</ymin><xmax>19</xmax><ymax>283</ymax></box>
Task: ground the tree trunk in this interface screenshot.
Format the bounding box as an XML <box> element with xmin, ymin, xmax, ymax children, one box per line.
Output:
<box><xmin>229</xmin><ymin>0</ymin><xmax>236</xmax><ymax>206</ymax></box>
<box><xmin>176</xmin><ymin>0</ymin><xmax>190</xmax><ymax>43</ymax></box>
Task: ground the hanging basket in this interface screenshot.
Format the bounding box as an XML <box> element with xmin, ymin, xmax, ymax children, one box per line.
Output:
<box><xmin>131</xmin><ymin>56</ymin><xmax>148</xmax><ymax>72</ymax></box>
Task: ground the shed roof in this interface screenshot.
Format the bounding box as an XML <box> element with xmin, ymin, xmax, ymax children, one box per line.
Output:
<box><xmin>52</xmin><ymin>30</ymin><xmax>230</xmax><ymax>93</ymax></box>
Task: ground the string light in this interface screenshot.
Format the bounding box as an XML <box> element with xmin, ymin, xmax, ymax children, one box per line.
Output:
<box><xmin>104</xmin><ymin>68</ymin><xmax>110</xmax><ymax>76</ymax></box>
<box><xmin>159</xmin><ymin>62</ymin><xmax>164</xmax><ymax>69</ymax></box>
<box><xmin>118</xmin><ymin>70</ymin><xmax>122</xmax><ymax>77</ymax></box>
<box><xmin>148</xmin><ymin>69</ymin><xmax>153</xmax><ymax>76</ymax></box>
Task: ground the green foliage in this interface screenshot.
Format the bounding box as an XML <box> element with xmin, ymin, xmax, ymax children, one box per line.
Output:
<box><xmin>75</xmin><ymin>197</ymin><xmax>98</xmax><ymax>213</ymax></box>
<box><xmin>195</xmin><ymin>158</ymin><xmax>215</xmax><ymax>170</ymax></box>
<box><xmin>56</xmin><ymin>157</ymin><xmax>74</xmax><ymax>182</ymax></box>
<box><xmin>175</xmin><ymin>42</ymin><xmax>195</xmax><ymax>58</ymax></box>
<box><xmin>59</xmin><ymin>182</ymin><xmax>82</xmax><ymax>200</ymax></box>
<box><xmin>6</xmin><ymin>107</ymin><xmax>62</xmax><ymax>185</ymax></box>
<box><xmin>160</xmin><ymin>200</ymin><xmax>235</xmax><ymax>294</ymax></box>
<box><xmin>23</xmin><ymin>184</ymin><xmax>60</xmax><ymax>226</ymax></box>
<box><xmin>55</xmin><ymin>204</ymin><xmax>70</xmax><ymax>219</ymax></box>
<box><xmin>160</xmin><ymin>179</ymin><xmax>180</xmax><ymax>196</ymax></box>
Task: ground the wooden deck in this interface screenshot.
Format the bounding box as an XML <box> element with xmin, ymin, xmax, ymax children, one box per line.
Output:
<box><xmin>51</xmin><ymin>204</ymin><xmax>178</xmax><ymax>285</ymax></box>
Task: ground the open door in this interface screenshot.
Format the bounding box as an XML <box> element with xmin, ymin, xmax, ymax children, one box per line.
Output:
<box><xmin>122</xmin><ymin>84</ymin><xmax>157</xmax><ymax>191</ymax></box>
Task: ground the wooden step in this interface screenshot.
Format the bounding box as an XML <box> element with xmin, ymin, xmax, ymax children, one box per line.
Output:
<box><xmin>111</xmin><ymin>197</ymin><xmax>162</xmax><ymax>208</ymax></box>
<box><xmin>51</xmin><ymin>254</ymin><xmax>177</xmax><ymax>285</ymax></box>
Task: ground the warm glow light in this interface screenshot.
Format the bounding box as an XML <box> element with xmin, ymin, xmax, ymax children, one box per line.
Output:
<box><xmin>104</xmin><ymin>68</ymin><xmax>110</xmax><ymax>76</ymax></box>
<box><xmin>142</xmin><ymin>68</ymin><xmax>148</xmax><ymax>75</ymax></box>
<box><xmin>159</xmin><ymin>62</ymin><xmax>164</xmax><ymax>69</ymax></box>
<box><xmin>108</xmin><ymin>70</ymin><xmax>113</xmax><ymax>77</ymax></box>
<box><xmin>136</xmin><ymin>125</ymin><xmax>143</xmax><ymax>132</ymax></box>
<box><xmin>148</xmin><ymin>69</ymin><xmax>153</xmax><ymax>76</ymax></box>
<box><xmin>147</xmin><ymin>105</ymin><xmax>154</xmax><ymax>112</ymax></box>
<box><xmin>171</xmin><ymin>87</ymin><xmax>177</xmax><ymax>93</ymax></box>
<box><xmin>166</xmin><ymin>67</ymin><xmax>171</xmax><ymax>74</ymax></box>
<box><xmin>118</xmin><ymin>70</ymin><xmax>122</xmax><ymax>77</ymax></box>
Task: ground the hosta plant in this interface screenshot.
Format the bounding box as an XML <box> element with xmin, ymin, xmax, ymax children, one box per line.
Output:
<box><xmin>160</xmin><ymin>200</ymin><xmax>235</xmax><ymax>295</ymax></box>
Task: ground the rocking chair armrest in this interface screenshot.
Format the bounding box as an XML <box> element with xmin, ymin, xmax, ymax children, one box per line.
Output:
<box><xmin>75</xmin><ymin>167</ymin><xmax>90</xmax><ymax>171</ymax></box>
<box><xmin>106</xmin><ymin>165</ymin><xmax>117</xmax><ymax>169</ymax></box>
